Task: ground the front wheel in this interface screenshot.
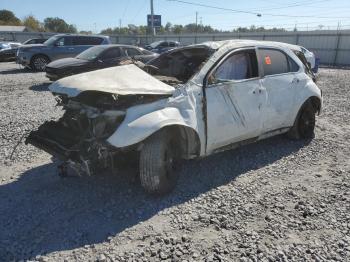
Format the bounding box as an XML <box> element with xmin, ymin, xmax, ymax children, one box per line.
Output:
<box><xmin>139</xmin><ymin>130</ymin><xmax>179</xmax><ymax>195</ymax></box>
<box><xmin>31</xmin><ymin>55</ymin><xmax>50</xmax><ymax>71</ymax></box>
<box><xmin>288</xmin><ymin>102</ymin><xmax>316</xmax><ymax>139</ymax></box>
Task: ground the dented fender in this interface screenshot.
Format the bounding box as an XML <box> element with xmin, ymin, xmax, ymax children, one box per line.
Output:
<box><xmin>106</xmin><ymin>86</ymin><xmax>205</xmax><ymax>150</ymax></box>
<box><xmin>107</xmin><ymin>107</ymin><xmax>196</xmax><ymax>148</ymax></box>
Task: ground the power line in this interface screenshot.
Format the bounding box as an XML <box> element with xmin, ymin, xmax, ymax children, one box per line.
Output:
<box><xmin>167</xmin><ymin>0</ymin><xmax>350</xmax><ymax>19</ymax></box>
<box><xmin>167</xmin><ymin>0</ymin><xmax>263</xmax><ymax>16</ymax></box>
<box><xmin>251</xmin><ymin>0</ymin><xmax>331</xmax><ymax>12</ymax></box>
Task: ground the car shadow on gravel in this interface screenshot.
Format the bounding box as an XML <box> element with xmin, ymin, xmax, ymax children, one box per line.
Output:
<box><xmin>0</xmin><ymin>67</ymin><xmax>34</xmax><ymax>75</ymax></box>
<box><xmin>29</xmin><ymin>83</ymin><xmax>50</xmax><ymax>92</ymax></box>
<box><xmin>0</xmin><ymin>135</ymin><xmax>311</xmax><ymax>261</ymax></box>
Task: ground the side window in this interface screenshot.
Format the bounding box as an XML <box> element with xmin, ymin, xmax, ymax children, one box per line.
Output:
<box><xmin>73</xmin><ymin>36</ymin><xmax>103</xmax><ymax>45</ymax></box>
<box><xmin>100</xmin><ymin>48</ymin><xmax>121</xmax><ymax>60</ymax></box>
<box><xmin>210</xmin><ymin>50</ymin><xmax>258</xmax><ymax>83</ymax></box>
<box><xmin>86</xmin><ymin>37</ymin><xmax>104</xmax><ymax>45</ymax></box>
<box><xmin>159</xmin><ymin>42</ymin><xmax>168</xmax><ymax>47</ymax></box>
<box><xmin>169</xmin><ymin>42</ymin><xmax>176</xmax><ymax>47</ymax></box>
<box><xmin>125</xmin><ymin>48</ymin><xmax>142</xmax><ymax>56</ymax></box>
<box><xmin>259</xmin><ymin>49</ymin><xmax>289</xmax><ymax>76</ymax></box>
<box><xmin>55</xmin><ymin>37</ymin><xmax>72</xmax><ymax>46</ymax></box>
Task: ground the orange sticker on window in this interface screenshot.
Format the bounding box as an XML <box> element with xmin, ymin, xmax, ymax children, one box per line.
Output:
<box><xmin>265</xmin><ymin>56</ymin><xmax>271</xmax><ymax>65</ymax></box>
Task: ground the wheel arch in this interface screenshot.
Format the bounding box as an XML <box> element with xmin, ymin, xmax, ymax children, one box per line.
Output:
<box><xmin>159</xmin><ymin>125</ymin><xmax>201</xmax><ymax>159</ymax></box>
<box><xmin>293</xmin><ymin>96</ymin><xmax>321</xmax><ymax>126</ymax></box>
<box><xmin>107</xmin><ymin>107</ymin><xmax>202</xmax><ymax>158</ymax></box>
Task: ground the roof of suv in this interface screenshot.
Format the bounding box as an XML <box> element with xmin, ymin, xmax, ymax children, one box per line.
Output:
<box><xmin>53</xmin><ymin>34</ymin><xmax>109</xmax><ymax>38</ymax></box>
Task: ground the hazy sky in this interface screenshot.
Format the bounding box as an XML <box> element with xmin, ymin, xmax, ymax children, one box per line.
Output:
<box><xmin>2</xmin><ymin>0</ymin><xmax>349</xmax><ymax>32</ymax></box>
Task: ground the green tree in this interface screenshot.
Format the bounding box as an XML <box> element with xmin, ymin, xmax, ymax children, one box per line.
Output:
<box><xmin>165</xmin><ymin>22</ymin><xmax>172</xmax><ymax>33</ymax></box>
<box><xmin>0</xmin><ymin>9</ymin><xmax>21</xmax><ymax>25</ymax></box>
<box><xmin>22</xmin><ymin>15</ymin><xmax>43</xmax><ymax>31</ymax></box>
<box><xmin>44</xmin><ymin>17</ymin><xmax>77</xmax><ymax>33</ymax></box>
<box><xmin>173</xmin><ymin>24</ymin><xmax>183</xmax><ymax>34</ymax></box>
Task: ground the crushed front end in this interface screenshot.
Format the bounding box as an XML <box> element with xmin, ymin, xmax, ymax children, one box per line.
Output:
<box><xmin>26</xmin><ymin>91</ymin><xmax>166</xmax><ymax>175</ymax></box>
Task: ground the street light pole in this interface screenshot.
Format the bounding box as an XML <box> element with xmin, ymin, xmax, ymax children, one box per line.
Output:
<box><xmin>150</xmin><ymin>0</ymin><xmax>155</xmax><ymax>37</ymax></box>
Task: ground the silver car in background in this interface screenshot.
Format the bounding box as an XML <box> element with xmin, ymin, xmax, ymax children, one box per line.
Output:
<box><xmin>16</xmin><ymin>34</ymin><xmax>111</xmax><ymax>71</ymax></box>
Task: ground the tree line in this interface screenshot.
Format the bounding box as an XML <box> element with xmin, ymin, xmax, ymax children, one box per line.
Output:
<box><xmin>0</xmin><ymin>9</ymin><xmax>77</xmax><ymax>33</ymax></box>
<box><xmin>0</xmin><ymin>9</ymin><xmax>286</xmax><ymax>35</ymax></box>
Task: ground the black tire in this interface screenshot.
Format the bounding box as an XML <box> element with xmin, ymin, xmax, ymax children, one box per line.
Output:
<box><xmin>288</xmin><ymin>102</ymin><xmax>316</xmax><ymax>139</ymax></box>
<box><xmin>139</xmin><ymin>130</ymin><xmax>179</xmax><ymax>195</ymax></box>
<box><xmin>30</xmin><ymin>55</ymin><xmax>50</xmax><ymax>71</ymax></box>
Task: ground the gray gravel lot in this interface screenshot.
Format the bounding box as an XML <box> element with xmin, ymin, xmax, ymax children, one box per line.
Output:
<box><xmin>0</xmin><ymin>62</ymin><xmax>349</xmax><ymax>261</ymax></box>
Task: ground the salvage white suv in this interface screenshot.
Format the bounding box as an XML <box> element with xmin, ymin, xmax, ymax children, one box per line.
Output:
<box><xmin>27</xmin><ymin>40</ymin><xmax>322</xmax><ymax>194</ymax></box>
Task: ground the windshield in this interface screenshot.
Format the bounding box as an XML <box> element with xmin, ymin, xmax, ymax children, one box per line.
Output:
<box><xmin>76</xmin><ymin>46</ymin><xmax>107</xmax><ymax>60</ymax></box>
<box><xmin>150</xmin><ymin>41</ymin><xmax>163</xmax><ymax>48</ymax></box>
<box><xmin>147</xmin><ymin>46</ymin><xmax>214</xmax><ymax>84</ymax></box>
<box><xmin>43</xmin><ymin>35</ymin><xmax>61</xmax><ymax>46</ymax></box>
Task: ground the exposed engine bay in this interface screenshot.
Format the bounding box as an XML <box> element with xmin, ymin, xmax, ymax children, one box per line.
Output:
<box><xmin>25</xmin><ymin>92</ymin><xmax>169</xmax><ymax>175</ymax></box>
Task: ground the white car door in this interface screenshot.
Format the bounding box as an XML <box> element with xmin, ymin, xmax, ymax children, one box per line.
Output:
<box><xmin>258</xmin><ymin>48</ymin><xmax>300</xmax><ymax>132</ymax></box>
<box><xmin>205</xmin><ymin>48</ymin><xmax>267</xmax><ymax>153</ymax></box>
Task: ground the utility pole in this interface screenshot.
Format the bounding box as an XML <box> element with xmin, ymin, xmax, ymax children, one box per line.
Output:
<box><xmin>119</xmin><ymin>19</ymin><xmax>122</xmax><ymax>30</ymax></box>
<box><xmin>150</xmin><ymin>0</ymin><xmax>155</xmax><ymax>37</ymax></box>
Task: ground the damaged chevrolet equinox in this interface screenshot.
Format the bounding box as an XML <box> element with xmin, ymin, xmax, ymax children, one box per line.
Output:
<box><xmin>26</xmin><ymin>40</ymin><xmax>322</xmax><ymax>194</ymax></box>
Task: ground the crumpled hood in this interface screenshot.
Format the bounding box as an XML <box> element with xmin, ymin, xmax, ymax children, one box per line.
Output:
<box><xmin>49</xmin><ymin>64</ymin><xmax>175</xmax><ymax>97</ymax></box>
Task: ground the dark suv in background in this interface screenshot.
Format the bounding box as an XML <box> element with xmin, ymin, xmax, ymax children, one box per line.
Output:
<box><xmin>16</xmin><ymin>34</ymin><xmax>111</xmax><ymax>71</ymax></box>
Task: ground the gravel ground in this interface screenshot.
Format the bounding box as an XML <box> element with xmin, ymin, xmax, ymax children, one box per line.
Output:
<box><xmin>0</xmin><ymin>62</ymin><xmax>349</xmax><ymax>262</ymax></box>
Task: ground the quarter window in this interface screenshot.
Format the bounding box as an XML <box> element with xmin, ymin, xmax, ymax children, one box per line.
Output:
<box><xmin>211</xmin><ymin>50</ymin><xmax>258</xmax><ymax>82</ymax></box>
<box><xmin>288</xmin><ymin>57</ymin><xmax>300</xmax><ymax>72</ymax></box>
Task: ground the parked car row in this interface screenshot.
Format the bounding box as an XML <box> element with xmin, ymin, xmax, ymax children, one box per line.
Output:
<box><xmin>45</xmin><ymin>45</ymin><xmax>157</xmax><ymax>80</ymax></box>
<box><xmin>1</xmin><ymin>34</ymin><xmax>319</xmax><ymax>81</ymax></box>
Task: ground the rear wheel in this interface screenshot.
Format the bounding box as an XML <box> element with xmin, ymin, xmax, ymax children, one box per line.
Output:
<box><xmin>288</xmin><ymin>102</ymin><xmax>316</xmax><ymax>139</ymax></box>
<box><xmin>139</xmin><ymin>130</ymin><xmax>179</xmax><ymax>195</ymax></box>
<box><xmin>31</xmin><ymin>55</ymin><xmax>50</xmax><ymax>71</ymax></box>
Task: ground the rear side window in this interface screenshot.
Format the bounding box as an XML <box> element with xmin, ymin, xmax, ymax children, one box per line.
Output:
<box><xmin>100</xmin><ymin>48</ymin><xmax>121</xmax><ymax>59</ymax></box>
<box><xmin>125</xmin><ymin>47</ymin><xmax>142</xmax><ymax>56</ymax></box>
<box><xmin>73</xmin><ymin>36</ymin><xmax>103</xmax><ymax>45</ymax></box>
<box><xmin>259</xmin><ymin>49</ymin><xmax>289</xmax><ymax>76</ymax></box>
<box><xmin>159</xmin><ymin>42</ymin><xmax>168</xmax><ymax>47</ymax></box>
<box><xmin>212</xmin><ymin>49</ymin><xmax>258</xmax><ymax>82</ymax></box>
<box><xmin>169</xmin><ymin>42</ymin><xmax>176</xmax><ymax>47</ymax></box>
